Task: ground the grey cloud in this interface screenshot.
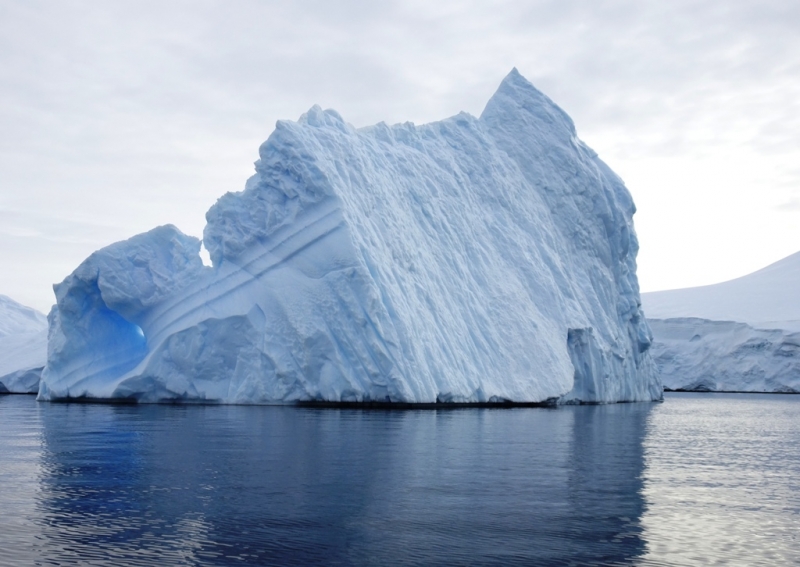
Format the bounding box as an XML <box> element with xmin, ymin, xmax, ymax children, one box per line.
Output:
<box><xmin>1</xmin><ymin>0</ymin><xmax>799</xmax><ymax>310</ymax></box>
<box><xmin>776</xmin><ymin>199</ymin><xmax>800</xmax><ymax>212</ymax></box>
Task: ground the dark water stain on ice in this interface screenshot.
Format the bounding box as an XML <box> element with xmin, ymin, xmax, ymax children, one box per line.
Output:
<box><xmin>0</xmin><ymin>393</ymin><xmax>798</xmax><ymax>566</ymax></box>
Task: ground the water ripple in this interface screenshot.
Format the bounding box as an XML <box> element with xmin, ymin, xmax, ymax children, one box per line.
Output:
<box><xmin>0</xmin><ymin>393</ymin><xmax>797</xmax><ymax>565</ymax></box>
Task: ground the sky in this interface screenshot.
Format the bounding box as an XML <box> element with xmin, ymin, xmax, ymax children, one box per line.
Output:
<box><xmin>1</xmin><ymin>0</ymin><xmax>798</xmax><ymax>313</ymax></box>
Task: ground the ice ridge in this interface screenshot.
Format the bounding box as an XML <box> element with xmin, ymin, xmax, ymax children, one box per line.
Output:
<box><xmin>38</xmin><ymin>70</ymin><xmax>661</xmax><ymax>404</ymax></box>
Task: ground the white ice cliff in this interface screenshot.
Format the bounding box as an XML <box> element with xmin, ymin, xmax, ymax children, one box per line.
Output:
<box><xmin>648</xmin><ymin>319</ymin><xmax>800</xmax><ymax>393</ymax></box>
<box><xmin>643</xmin><ymin>251</ymin><xmax>800</xmax><ymax>392</ymax></box>
<box><xmin>0</xmin><ymin>295</ymin><xmax>48</xmax><ymax>393</ymax></box>
<box><xmin>38</xmin><ymin>69</ymin><xmax>661</xmax><ymax>404</ymax></box>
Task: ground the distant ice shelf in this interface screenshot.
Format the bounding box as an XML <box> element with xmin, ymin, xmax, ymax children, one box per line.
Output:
<box><xmin>649</xmin><ymin>318</ymin><xmax>800</xmax><ymax>393</ymax></box>
<box><xmin>38</xmin><ymin>69</ymin><xmax>661</xmax><ymax>404</ymax></box>
<box><xmin>0</xmin><ymin>295</ymin><xmax>48</xmax><ymax>394</ymax></box>
<box><xmin>643</xmin><ymin>251</ymin><xmax>800</xmax><ymax>392</ymax></box>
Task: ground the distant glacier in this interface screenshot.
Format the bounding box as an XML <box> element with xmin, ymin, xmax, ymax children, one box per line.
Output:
<box><xmin>38</xmin><ymin>69</ymin><xmax>661</xmax><ymax>404</ymax></box>
<box><xmin>0</xmin><ymin>295</ymin><xmax>47</xmax><ymax>394</ymax></box>
<box><xmin>643</xmin><ymin>251</ymin><xmax>800</xmax><ymax>393</ymax></box>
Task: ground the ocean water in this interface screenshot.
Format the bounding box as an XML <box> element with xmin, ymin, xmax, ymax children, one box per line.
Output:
<box><xmin>0</xmin><ymin>393</ymin><xmax>797</xmax><ymax>566</ymax></box>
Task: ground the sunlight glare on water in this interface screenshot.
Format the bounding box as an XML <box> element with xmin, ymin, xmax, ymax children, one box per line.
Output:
<box><xmin>641</xmin><ymin>393</ymin><xmax>800</xmax><ymax>565</ymax></box>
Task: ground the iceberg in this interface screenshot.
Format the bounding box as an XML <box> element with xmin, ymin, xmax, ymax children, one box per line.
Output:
<box><xmin>38</xmin><ymin>69</ymin><xmax>661</xmax><ymax>404</ymax></box>
<box><xmin>643</xmin><ymin>251</ymin><xmax>800</xmax><ymax>392</ymax></box>
<box><xmin>0</xmin><ymin>295</ymin><xmax>48</xmax><ymax>394</ymax></box>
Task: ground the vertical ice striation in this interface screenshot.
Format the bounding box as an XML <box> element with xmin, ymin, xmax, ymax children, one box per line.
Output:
<box><xmin>39</xmin><ymin>70</ymin><xmax>661</xmax><ymax>404</ymax></box>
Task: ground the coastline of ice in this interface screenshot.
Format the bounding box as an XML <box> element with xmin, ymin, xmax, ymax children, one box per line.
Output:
<box><xmin>0</xmin><ymin>295</ymin><xmax>48</xmax><ymax>394</ymax></box>
<box><xmin>38</xmin><ymin>69</ymin><xmax>661</xmax><ymax>404</ymax></box>
<box><xmin>649</xmin><ymin>318</ymin><xmax>800</xmax><ymax>393</ymax></box>
<box><xmin>643</xmin><ymin>251</ymin><xmax>800</xmax><ymax>392</ymax></box>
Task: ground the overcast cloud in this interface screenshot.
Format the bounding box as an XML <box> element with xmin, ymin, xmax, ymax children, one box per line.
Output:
<box><xmin>1</xmin><ymin>0</ymin><xmax>799</xmax><ymax>312</ymax></box>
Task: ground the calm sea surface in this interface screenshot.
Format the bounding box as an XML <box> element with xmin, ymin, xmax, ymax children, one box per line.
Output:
<box><xmin>0</xmin><ymin>393</ymin><xmax>797</xmax><ymax>566</ymax></box>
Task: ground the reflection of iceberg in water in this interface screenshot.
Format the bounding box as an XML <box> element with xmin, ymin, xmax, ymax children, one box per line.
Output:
<box><xmin>342</xmin><ymin>404</ymin><xmax>652</xmax><ymax>565</ymax></box>
<box><xmin>0</xmin><ymin>397</ymin><xmax>45</xmax><ymax>564</ymax></box>
<box><xmin>35</xmin><ymin>404</ymin><xmax>216</xmax><ymax>565</ymax></box>
<box><xmin>564</xmin><ymin>404</ymin><xmax>649</xmax><ymax>562</ymax></box>
<box><xmin>35</xmin><ymin>402</ymin><xmax>653</xmax><ymax>565</ymax></box>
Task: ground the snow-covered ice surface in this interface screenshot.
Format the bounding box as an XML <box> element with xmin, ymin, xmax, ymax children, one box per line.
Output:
<box><xmin>642</xmin><ymin>251</ymin><xmax>800</xmax><ymax>392</ymax></box>
<box><xmin>38</xmin><ymin>69</ymin><xmax>661</xmax><ymax>404</ymax></box>
<box><xmin>643</xmin><ymin>251</ymin><xmax>800</xmax><ymax>332</ymax></box>
<box><xmin>648</xmin><ymin>319</ymin><xmax>800</xmax><ymax>392</ymax></box>
<box><xmin>0</xmin><ymin>295</ymin><xmax>48</xmax><ymax>393</ymax></box>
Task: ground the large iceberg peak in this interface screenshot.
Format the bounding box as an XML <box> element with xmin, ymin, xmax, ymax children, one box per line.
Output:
<box><xmin>40</xmin><ymin>70</ymin><xmax>661</xmax><ymax>405</ymax></box>
<box><xmin>481</xmin><ymin>68</ymin><xmax>577</xmax><ymax>141</ymax></box>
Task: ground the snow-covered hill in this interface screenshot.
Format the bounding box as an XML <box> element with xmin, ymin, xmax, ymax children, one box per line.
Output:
<box><xmin>0</xmin><ymin>295</ymin><xmax>48</xmax><ymax>393</ymax></box>
<box><xmin>643</xmin><ymin>251</ymin><xmax>800</xmax><ymax>332</ymax></box>
<box><xmin>642</xmin><ymin>252</ymin><xmax>800</xmax><ymax>392</ymax></box>
<box><xmin>38</xmin><ymin>69</ymin><xmax>661</xmax><ymax>405</ymax></box>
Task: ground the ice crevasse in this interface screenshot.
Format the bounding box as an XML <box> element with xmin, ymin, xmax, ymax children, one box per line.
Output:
<box><xmin>39</xmin><ymin>69</ymin><xmax>662</xmax><ymax>404</ymax></box>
